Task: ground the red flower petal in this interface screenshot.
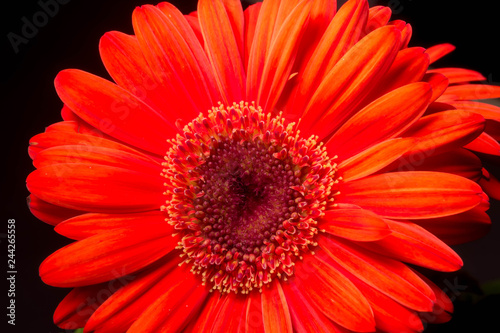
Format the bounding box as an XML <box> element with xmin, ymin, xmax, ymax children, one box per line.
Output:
<box><xmin>219</xmin><ymin>0</ymin><xmax>245</xmax><ymax>58</ymax></box>
<box><xmin>257</xmin><ymin>0</ymin><xmax>311</xmax><ymax>113</ymax></box>
<box><xmin>319</xmin><ymin>208</ymin><xmax>391</xmax><ymax>241</ymax></box>
<box><xmin>414</xmin><ymin>204</ymin><xmax>491</xmax><ymax>245</ymax></box>
<box><xmin>54</xmin><ymin>282</ymin><xmax>112</xmax><ymax>330</ymax></box>
<box><xmin>28</xmin><ymin>121</ymin><xmax>154</xmax><ymax>160</ymax></box>
<box><xmin>426</xmin><ymin>43</ymin><xmax>455</xmax><ymax>64</ymax></box>
<box><xmin>243</xmin><ymin>2</ymin><xmax>262</xmax><ymax>69</ymax></box>
<box><xmin>337</xmin><ymin>171</ymin><xmax>483</xmax><ymax>219</ymax></box>
<box><xmin>261</xmin><ymin>280</ymin><xmax>293</xmax><ymax>333</ymax></box>
<box><xmin>422</xmin><ymin>72</ymin><xmax>449</xmax><ymax>103</ymax></box>
<box><xmin>416</xmin><ymin>272</ymin><xmax>454</xmax><ymax>324</ymax></box>
<box><xmin>338</xmin><ymin>138</ymin><xmax>417</xmax><ymax>181</ymax></box>
<box><xmin>464</xmin><ymin>132</ymin><xmax>500</xmax><ymax>156</ymax></box>
<box><xmin>187</xmin><ymin>292</ymin><xmax>226</xmax><ymax>332</ymax></box>
<box><xmin>440</xmin><ymin>84</ymin><xmax>500</xmax><ymax>101</ymax></box>
<box><xmin>282</xmin><ymin>281</ymin><xmax>350</xmax><ymax>333</ymax></box>
<box><xmin>33</xmin><ymin>145</ymin><xmax>160</xmax><ymax>175</ymax></box>
<box><xmin>360</xmin><ymin>47</ymin><xmax>430</xmax><ymax>104</ymax></box>
<box><xmin>403</xmin><ymin>110</ymin><xmax>485</xmax><ymax>158</ymax></box>
<box><xmin>333</xmin><ymin>264</ymin><xmax>425</xmax><ymax>333</ymax></box>
<box><xmin>479</xmin><ymin>167</ymin><xmax>500</xmax><ymax>200</ymax></box>
<box><xmin>318</xmin><ymin>236</ymin><xmax>436</xmax><ymax>312</ymax></box>
<box><xmin>293</xmin><ymin>254</ymin><xmax>376</xmax><ymax>332</ymax></box>
<box><xmin>198</xmin><ymin>0</ymin><xmax>246</xmax><ymax>104</ymax></box>
<box><xmin>55</xmin><ymin>211</ymin><xmax>164</xmax><ymax>240</ymax></box>
<box><xmin>246</xmin><ymin>0</ymin><xmax>281</xmax><ymax>101</ymax></box>
<box><xmin>27</xmin><ymin>163</ymin><xmax>163</xmax><ymax>213</ymax></box>
<box><xmin>289</xmin><ymin>0</ymin><xmax>368</xmax><ymax>116</ymax></box>
<box><xmin>184</xmin><ymin>14</ymin><xmax>204</xmax><ymax>46</ymax></box>
<box><xmin>127</xmin><ymin>274</ymin><xmax>208</xmax><ymax>333</ymax></box>
<box><xmin>326</xmin><ymin>82</ymin><xmax>431</xmax><ymax>159</ymax></box>
<box><xmin>365</xmin><ymin>6</ymin><xmax>391</xmax><ymax>34</ymax></box>
<box><xmin>210</xmin><ymin>293</ymin><xmax>248</xmax><ymax>333</ymax></box>
<box><xmin>301</xmin><ymin>26</ymin><xmax>402</xmax><ymax>140</ymax></box>
<box><xmin>132</xmin><ymin>5</ymin><xmax>220</xmax><ymax>115</ymax></box>
<box><xmin>28</xmin><ymin>195</ymin><xmax>84</xmax><ymax>226</ymax></box>
<box><xmin>448</xmin><ymin>100</ymin><xmax>500</xmax><ymax>122</ymax></box>
<box><xmin>99</xmin><ymin>32</ymin><xmax>163</xmax><ymax>110</ymax></box>
<box><xmin>428</xmin><ymin>67</ymin><xmax>486</xmax><ymax>84</ymax></box>
<box><xmin>40</xmin><ymin>224</ymin><xmax>176</xmax><ymax>287</ymax></box>
<box><xmin>362</xmin><ymin>219</ymin><xmax>464</xmax><ymax>271</ymax></box>
<box><xmin>391</xmin><ymin>149</ymin><xmax>482</xmax><ymax>182</ymax></box>
<box><xmin>85</xmin><ymin>254</ymin><xmax>182</xmax><ymax>332</ymax></box>
<box><xmin>54</xmin><ymin>69</ymin><xmax>176</xmax><ymax>156</ymax></box>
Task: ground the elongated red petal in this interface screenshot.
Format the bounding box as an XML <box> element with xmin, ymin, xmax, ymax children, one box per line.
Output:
<box><xmin>40</xmin><ymin>224</ymin><xmax>176</xmax><ymax>287</ymax></box>
<box><xmin>132</xmin><ymin>5</ymin><xmax>217</xmax><ymax>116</ymax></box>
<box><xmin>85</xmin><ymin>254</ymin><xmax>182</xmax><ymax>332</ymax></box>
<box><xmin>99</xmin><ymin>31</ymin><xmax>167</xmax><ymax>112</ymax></box>
<box><xmin>338</xmin><ymin>138</ymin><xmax>417</xmax><ymax>181</ymax></box>
<box><xmin>403</xmin><ymin>110</ymin><xmax>485</xmax><ymax>158</ymax></box>
<box><xmin>464</xmin><ymin>132</ymin><xmax>500</xmax><ymax>156</ymax></box>
<box><xmin>319</xmin><ymin>208</ymin><xmax>391</xmax><ymax>241</ymax></box>
<box><xmin>480</xmin><ymin>168</ymin><xmax>500</xmax><ymax>200</ymax></box>
<box><xmin>426</xmin><ymin>43</ymin><xmax>455</xmax><ymax>64</ymax></box>
<box><xmin>301</xmin><ymin>26</ymin><xmax>401</xmax><ymax>139</ymax></box>
<box><xmin>28</xmin><ymin>195</ymin><xmax>84</xmax><ymax>226</ymax></box>
<box><xmin>246</xmin><ymin>0</ymin><xmax>281</xmax><ymax>101</ymax></box>
<box><xmin>293</xmin><ymin>254</ymin><xmax>376</xmax><ymax>332</ymax></box>
<box><xmin>392</xmin><ymin>149</ymin><xmax>483</xmax><ymax>181</ymax></box>
<box><xmin>220</xmin><ymin>0</ymin><xmax>245</xmax><ymax>58</ymax></box>
<box><xmin>441</xmin><ymin>84</ymin><xmax>500</xmax><ymax>101</ymax></box>
<box><xmin>156</xmin><ymin>2</ymin><xmax>221</xmax><ymax>98</ymax></box>
<box><xmin>54</xmin><ymin>282</ymin><xmax>112</xmax><ymax>330</ymax></box>
<box><xmin>289</xmin><ymin>0</ymin><xmax>368</xmax><ymax>116</ymax></box>
<box><xmin>210</xmin><ymin>293</ymin><xmax>248</xmax><ymax>333</ymax></box>
<box><xmin>337</xmin><ymin>171</ymin><xmax>483</xmax><ymax>219</ymax></box>
<box><xmin>365</xmin><ymin>6</ymin><xmax>391</xmax><ymax>34</ymax></box>
<box><xmin>448</xmin><ymin>100</ymin><xmax>500</xmax><ymax>122</ymax></box>
<box><xmin>428</xmin><ymin>67</ymin><xmax>486</xmax><ymax>84</ymax></box>
<box><xmin>54</xmin><ymin>69</ymin><xmax>176</xmax><ymax>156</ymax></box>
<box><xmin>363</xmin><ymin>219</ymin><xmax>463</xmax><ymax>271</ymax></box>
<box><xmin>332</xmin><ymin>263</ymin><xmax>425</xmax><ymax>333</ymax></box>
<box><xmin>363</xmin><ymin>47</ymin><xmax>429</xmax><ymax>103</ymax></box>
<box><xmin>198</xmin><ymin>0</ymin><xmax>246</xmax><ymax>104</ymax></box>
<box><xmin>184</xmin><ymin>14</ymin><xmax>203</xmax><ymax>43</ymax></box>
<box><xmin>55</xmin><ymin>211</ymin><xmax>164</xmax><ymax>240</ymax></box>
<box><xmin>127</xmin><ymin>275</ymin><xmax>208</xmax><ymax>333</ymax></box>
<box><xmin>261</xmin><ymin>280</ymin><xmax>293</xmax><ymax>333</ymax></box>
<box><xmin>33</xmin><ymin>145</ymin><xmax>160</xmax><ymax>175</ymax></box>
<box><xmin>416</xmin><ymin>272</ymin><xmax>454</xmax><ymax>324</ymax></box>
<box><xmin>414</xmin><ymin>204</ymin><xmax>491</xmax><ymax>245</ymax></box>
<box><xmin>257</xmin><ymin>0</ymin><xmax>311</xmax><ymax>113</ymax></box>
<box><xmin>318</xmin><ymin>236</ymin><xmax>436</xmax><ymax>312</ymax></box>
<box><xmin>423</xmin><ymin>72</ymin><xmax>449</xmax><ymax>103</ymax></box>
<box><xmin>326</xmin><ymin>82</ymin><xmax>431</xmax><ymax>159</ymax></box>
<box><xmin>27</xmin><ymin>163</ymin><xmax>164</xmax><ymax>213</ymax></box>
<box><xmin>28</xmin><ymin>121</ymin><xmax>155</xmax><ymax>160</ymax></box>
<box><xmin>282</xmin><ymin>281</ymin><xmax>350</xmax><ymax>333</ymax></box>
<box><xmin>243</xmin><ymin>2</ymin><xmax>262</xmax><ymax>69</ymax></box>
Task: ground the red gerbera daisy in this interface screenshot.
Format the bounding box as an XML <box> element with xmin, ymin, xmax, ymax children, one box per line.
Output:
<box><xmin>26</xmin><ymin>0</ymin><xmax>499</xmax><ymax>332</ymax></box>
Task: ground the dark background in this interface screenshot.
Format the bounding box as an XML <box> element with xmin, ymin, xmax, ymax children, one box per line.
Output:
<box><xmin>1</xmin><ymin>0</ymin><xmax>499</xmax><ymax>332</ymax></box>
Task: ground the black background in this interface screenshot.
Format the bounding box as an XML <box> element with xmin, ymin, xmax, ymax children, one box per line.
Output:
<box><xmin>1</xmin><ymin>0</ymin><xmax>499</xmax><ymax>332</ymax></box>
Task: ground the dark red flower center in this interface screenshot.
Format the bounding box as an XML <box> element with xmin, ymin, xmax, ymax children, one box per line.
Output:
<box><xmin>162</xmin><ymin>102</ymin><xmax>336</xmax><ymax>293</ymax></box>
<box><xmin>194</xmin><ymin>137</ymin><xmax>301</xmax><ymax>256</ymax></box>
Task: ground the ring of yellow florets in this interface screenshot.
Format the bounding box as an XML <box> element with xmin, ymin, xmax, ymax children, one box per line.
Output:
<box><xmin>162</xmin><ymin>102</ymin><xmax>337</xmax><ymax>293</ymax></box>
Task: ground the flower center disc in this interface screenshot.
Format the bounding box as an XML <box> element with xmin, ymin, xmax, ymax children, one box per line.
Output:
<box><xmin>162</xmin><ymin>102</ymin><xmax>336</xmax><ymax>293</ymax></box>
